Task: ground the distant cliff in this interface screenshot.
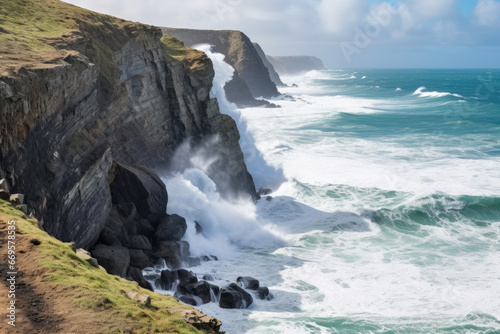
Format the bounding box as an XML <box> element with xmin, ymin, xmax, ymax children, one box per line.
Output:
<box><xmin>253</xmin><ymin>43</ymin><xmax>284</xmax><ymax>87</ymax></box>
<box><xmin>0</xmin><ymin>0</ymin><xmax>257</xmax><ymax>250</ymax></box>
<box><xmin>266</xmin><ymin>56</ymin><xmax>326</xmax><ymax>76</ymax></box>
<box><xmin>161</xmin><ymin>28</ymin><xmax>280</xmax><ymax>106</ymax></box>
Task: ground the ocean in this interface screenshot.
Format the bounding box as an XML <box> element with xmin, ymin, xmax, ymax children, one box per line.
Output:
<box><xmin>151</xmin><ymin>49</ymin><xmax>500</xmax><ymax>333</ymax></box>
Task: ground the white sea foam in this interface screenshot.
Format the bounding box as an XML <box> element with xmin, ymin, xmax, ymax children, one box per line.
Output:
<box><xmin>413</xmin><ymin>86</ymin><xmax>464</xmax><ymax>98</ymax></box>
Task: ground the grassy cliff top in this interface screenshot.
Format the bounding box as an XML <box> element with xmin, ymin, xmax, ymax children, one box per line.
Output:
<box><xmin>0</xmin><ymin>0</ymin><xmax>209</xmax><ymax>75</ymax></box>
<box><xmin>0</xmin><ymin>199</ymin><xmax>219</xmax><ymax>333</ymax></box>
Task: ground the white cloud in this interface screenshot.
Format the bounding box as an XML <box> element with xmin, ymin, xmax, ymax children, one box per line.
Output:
<box><xmin>473</xmin><ymin>0</ymin><xmax>500</xmax><ymax>28</ymax></box>
<box><xmin>317</xmin><ymin>0</ymin><xmax>366</xmax><ymax>36</ymax></box>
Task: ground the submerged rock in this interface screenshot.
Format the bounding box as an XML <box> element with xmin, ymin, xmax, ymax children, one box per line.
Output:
<box><xmin>256</xmin><ymin>287</ymin><xmax>274</xmax><ymax>300</ymax></box>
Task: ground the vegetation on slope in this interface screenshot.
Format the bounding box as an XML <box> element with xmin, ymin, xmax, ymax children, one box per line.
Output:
<box><xmin>0</xmin><ymin>199</ymin><xmax>216</xmax><ymax>333</ymax></box>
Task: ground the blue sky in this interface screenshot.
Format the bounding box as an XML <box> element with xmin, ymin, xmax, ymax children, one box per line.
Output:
<box><xmin>63</xmin><ymin>0</ymin><xmax>500</xmax><ymax>68</ymax></box>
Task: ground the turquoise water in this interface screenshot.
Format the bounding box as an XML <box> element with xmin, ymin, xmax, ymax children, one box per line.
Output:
<box><xmin>160</xmin><ymin>65</ymin><xmax>500</xmax><ymax>333</ymax></box>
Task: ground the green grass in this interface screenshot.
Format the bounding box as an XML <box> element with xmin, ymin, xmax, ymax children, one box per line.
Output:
<box><xmin>0</xmin><ymin>199</ymin><xmax>203</xmax><ymax>334</ymax></box>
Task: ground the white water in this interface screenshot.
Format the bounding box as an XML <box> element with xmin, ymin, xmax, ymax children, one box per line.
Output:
<box><xmin>153</xmin><ymin>55</ymin><xmax>500</xmax><ymax>333</ymax></box>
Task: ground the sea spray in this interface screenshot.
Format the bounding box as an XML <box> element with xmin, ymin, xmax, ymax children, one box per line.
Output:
<box><xmin>193</xmin><ymin>44</ymin><xmax>285</xmax><ymax>191</ymax></box>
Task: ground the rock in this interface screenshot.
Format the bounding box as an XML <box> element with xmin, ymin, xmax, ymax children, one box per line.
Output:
<box><xmin>99</xmin><ymin>227</ymin><xmax>122</xmax><ymax>247</ymax></box>
<box><xmin>153</xmin><ymin>241</ymin><xmax>190</xmax><ymax>269</ymax></box>
<box><xmin>64</xmin><ymin>242</ymin><xmax>77</xmax><ymax>252</ymax></box>
<box><xmin>219</xmin><ymin>283</ymin><xmax>253</xmax><ymax>309</ymax></box>
<box><xmin>0</xmin><ymin>190</ymin><xmax>10</xmax><ymax>201</ymax></box>
<box><xmin>177</xmin><ymin>308</ymin><xmax>223</xmax><ymax>334</ymax></box>
<box><xmin>126</xmin><ymin>266</ymin><xmax>153</xmax><ymax>291</ymax></box>
<box><xmin>0</xmin><ymin>179</ymin><xmax>10</xmax><ymax>193</ymax></box>
<box><xmin>124</xmin><ymin>235</ymin><xmax>152</xmax><ymax>250</ymax></box>
<box><xmin>15</xmin><ymin>204</ymin><xmax>28</xmax><ymax>215</ymax></box>
<box><xmin>266</xmin><ymin>196</ymin><xmax>273</xmax><ymax>201</ymax></box>
<box><xmin>136</xmin><ymin>218</ymin><xmax>155</xmax><ymax>237</ymax></box>
<box><xmin>123</xmin><ymin>289</ymin><xmax>151</xmax><ymax>306</ymax></box>
<box><xmin>9</xmin><ymin>193</ymin><xmax>24</xmax><ymax>205</ymax></box>
<box><xmin>253</xmin><ymin>43</ymin><xmax>285</xmax><ymax>87</ymax></box>
<box><xmin>109</xmin><ymin>162</ymin><xmax>168</xmax><ymax>220</ymax></box>
<box><xmin>202</xmin><ymin>274</ymin><xmax>214</xmax><ymax>281</ymax></box>
<box><xmin>177</xmin><ymin>281</ymin><xmax>219</xmax><ymax>304</ymax></box>
<box><xmin>194</xmin><ymin>221</ymin><xmax>203</xmax><ymax>234</ymax></box>
<box><xmin>237</xmin><ymin>276</ymin><xmax>260</xmax><ymax>290</ymax></box>
<box><xmin>159</xmin><ymin>269</ymin><xmax>178</xmax><ymax>290</ymax></box>
<box><xmin>76</xmin><ymin>248</ymin><xmax>99</xmax><ymax>268</ymax></box>
<box><xmin>129</xmin><ymin>249</ymin><xmax>153</xmax><ymax>269</ymax></box>
<box><xmin>256</xmin><ymin>287</ymin><xmax>273</xmax><ymax>300</ymax></box>
<box><xmin>257</xmin><ymin>188</ymin><xmax>273</xmax><ymax>196</ymax></box>
<box><xmin>178</xmin><ymin>295</ymin><xmax>198</xmax><ymax>306</ymax></box>
<box><xmin>155</xmin><ymin>214</ymin><xmax>187</xmax><ymax>242</ymax></box>
<box><xmin>91</xmin><ymin>244</ymin><xmax>130</xmax><ymax>277</ymax></box>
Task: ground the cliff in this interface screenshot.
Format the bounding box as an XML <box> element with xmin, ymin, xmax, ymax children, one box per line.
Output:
<box><xmin>0</xmin><ymin>0</ymin><xmax>257</xmax><ymax>251</ymax></box>
<box><xmin>266</xmin><ymin>55</ymin><xmax>326</xmax><ymax>76</ymax></box>
<box><xmin>0</xmin><ymin>200</ymin><xmax>222</xmax><ymax>333</ymax></box>
<box><xmin>161</xmin><ymin>28</ymin><xmax>280</xmax><ymax>104</ymax></box>
<box><xmin>252</xmin><ymin>43</ymin><xmax>284</xmax><ymax>87</ymax></box>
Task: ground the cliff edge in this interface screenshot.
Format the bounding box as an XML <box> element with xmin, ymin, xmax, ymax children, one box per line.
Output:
<box><xmin>0</xmin><ymin>0</ymin><xmax>257</xmax><ymax>251</ymax></box>
<box><xmin>161</xmin><ymin>28</ymin><xmax>280</xmax><ymax>105</ymax></box>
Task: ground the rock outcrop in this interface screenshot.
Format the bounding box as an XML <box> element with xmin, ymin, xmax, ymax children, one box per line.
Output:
<box><xmin>0</xmin><ymin>0</ymin><xmax>257</xmax><ymax>250</ymax></box>
<box><xmin>161</xmin><ymin>28</ymin><xmax>280</xmax><ymax>105</ymax></box>
<box><xmin>266</xmin><ymin>55</ymin><xmax>326</xmax><ymax>76</ymax></box>
<box><xmin>253</xmin><ymin>43</ymin><xmax>285</xmax><ymax>87</ymax></box>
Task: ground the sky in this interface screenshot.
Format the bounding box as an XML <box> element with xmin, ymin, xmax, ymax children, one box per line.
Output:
<box><xmin>62</xmin><ymin>0</ymin><xmax>500</xmax><ymax>68</ymax></box>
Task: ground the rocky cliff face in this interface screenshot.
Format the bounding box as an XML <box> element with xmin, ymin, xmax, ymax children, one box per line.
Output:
<box><xmin>0</xmin><ymin>0</ymin><xmax>257</xmax><ymax>249</ymax></box>
<box><xmin>252</xmin><ymin>43</ymin><xmax>284</xmax><ymax>87</ymax></box>
<box><xmin>266</xmin><ymin>55</ymin><xmax>326</xmax><ymax>76</ymax></box>
<box><xmin>161</xmin><ymin>28</ymin><xmax>280</xmax><ymax>103</ymax></box>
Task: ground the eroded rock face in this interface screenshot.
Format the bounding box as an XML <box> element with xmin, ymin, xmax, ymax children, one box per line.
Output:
<box><xmin>0</xmin><ymin>16</ymin><xmax>257</xmax><ymax>249</ymax></box>
<box><xmin>161</xmin><ymin>28</ymin><xmax>280</xmax><ymax>101</ymax></box>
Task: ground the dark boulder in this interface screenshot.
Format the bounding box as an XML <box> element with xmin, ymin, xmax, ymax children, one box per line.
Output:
<box><xmin>202</xmin><ymin>274</ymin><xmax>214</xmax><ymax>281</ymax></box>
<box><xmin>256</xmin><ymin>287</ymin><xmax>274</xmax><ymax>300</ymax></box>
<box><xmin>219</xmin><ymin>283</ymin><xmax>253</xmax><ymax>309</ymax></box>
<box><xmin>124</xmin><ymin>235</ymin><xmax>152</xmax><ymax>250</ymax></box>
<box><xmin>155</xmin><ymin>214</ymin><xmax>187</xmax><ymax>242</ymax></box>
<box><xmin>159</xmin><ymin>269</ymin><xmax>178</xmax><ymax>290</ymax></box>
<box><xmin>99</xmin><ymin>226</ymin><xmax>123</xmax><ymax>247</ymax></box>
<box><xmin>136</xmin><ymin>218</ymin><xmax>155</xmax><ymax>238</ymax></box>
<box><xmin>109</xmin><ymin>162</ymin><xmax>168</xmax><ymax>221</ymax></box>
<box><xmin>178</xmin><ymin>295</ymin><xmax>198</xmax><ymax>306</ymax></box>
<box><xmin>91</xmin><ymin>244</ymin><xmax>130</xmax><ymax>277</ymax></box>
<box><xmin>153</xmin><ymin>241</ymin><xmax>190</xmax><ymax>269</ymax></box>
<box><xmin>126</xmin><ymin>266</ymin><xmax>153</xmax><ymax>291</ymax></box>
<box><xmin>257</xmin><ymin>188</ymin><xmax>273</xmax><ymax>196</ymax></box>
<box><xmin>177</xmin><ymin>281</ymin><xmax>219</xmax><ymax>304</ymax></box>
<box><xmin>0</xmin><ymin>189</ymin><xmax>10</xmax><ymax>201</ymax></box>
<box><xmin>237</xmin><ymin>276</ymin><xmax>260</xmax><ymax>290</ymax></box>
<box><xmin>129</xmin><ymin>249</ymin><xmax>153</xmax><ymax>269</ymax></box>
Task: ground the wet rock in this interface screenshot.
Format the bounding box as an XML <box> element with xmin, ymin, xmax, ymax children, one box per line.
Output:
<box><xmin>155</xmin><ymin>214</ymin><xmax>187</xmax><ymax>242</ymax></box>
<box><xmin>202</xmin><ymin>274</ymin><xmax>214</xmax><ymax>281</ymax></box>
<box><xmin>237</xmin><ymin>276</ymin><xmax>260</xmax><ymax>290</ymax></box>
<box><xmin>177</xmin><ymin>281</ymin><xmax>219</xmax><ymax>304</ymax></box>
<box><xmin>91</xmin><ymin>244</ymin><xmax>130</xmax><ymax>277</ymax></box>
<box><xmin>153</xmin><ymin>241</ymin><xmax>190</xmax><ymax>269</ymax></box>
<box><xmin>159</xmin><ymin>269</ymin><xmax>178</xmax><ymax>290</ymax></box>
<box><xmin>0</xmin><ymin>179</ymin><xmax>10</xmax><ymax>193</ymax></box>
<box><xmin>126</xmin><ymin>266</ymin><xmax>153</xmax><ymax>291</ymax></box>
<box><xmin>256</xmin><ymin>287</ymin><xmax>273</xmax><ymax>300</ymax></box>
<box><xmin>178</xmin><ymin>295</ymin><xmax>198</xmax><ymax>306</ymax></box>
<box><xmin>257</xmin><ymin>188</ymin><xmax>273</xmax><ymax>196</ymax></box>
<box><xmin>194</xmin><ymin>221</ymin><xmax>203</xmax><ymax>234</ymax></box>
<box><xmin>219</xmin><ymin>283</ymin><xmax>253</xmax><ymax>309</ymax></box>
